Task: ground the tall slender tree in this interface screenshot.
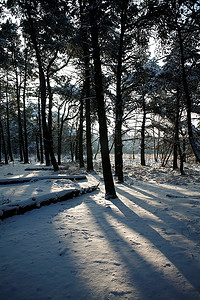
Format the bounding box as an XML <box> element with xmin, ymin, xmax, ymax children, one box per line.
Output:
<box><xmin>79</xmin><ymin>0</ymin><xmax>94</xmax><ymax>171</ymax></box>
<box><xmin>114</xmin><ymin>0</ymin><xmax>129</xmax><ymax>182</ymax></box>
<box><xmin>25</xmin><ymin>6</ymin><xmax>59</xmax><ymax>170</ymax></box>
<box><xmin>88</xmin><ymin>0</ymin><xmax>116</xmax><ymax>198</ymax></box>
<box><xmin>153</xmin><ymin>0</ymin><xmax>200</xmax><ymax>162</ymax></box>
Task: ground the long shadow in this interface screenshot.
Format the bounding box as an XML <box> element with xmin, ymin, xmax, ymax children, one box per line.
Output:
<box><xmin>112</xmin><ymin>185</ymin><xmax>200</xmax><ymax>292</ymax></box>
<box><xmin>86</xmin><ymin>192</ymin><xmax>200</xmax><ymax>299</ymax></box>
<box><xmin>1</xmin><ymin>184</ymin><xmax>200</xmax><ymax>299</ymax></box>
<box><xmin>117</xmin><ymin>182</ymin><xmax>200</xmax><ymax>242</ymax></box>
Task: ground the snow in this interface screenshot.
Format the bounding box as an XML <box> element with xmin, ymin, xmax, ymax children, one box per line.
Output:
<box><xmin>0</xmin><ymin>159</ymin><xmax>200</xmax><ymax>299</ymax></box>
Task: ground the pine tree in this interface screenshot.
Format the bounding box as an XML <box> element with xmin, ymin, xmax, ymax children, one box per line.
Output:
<box><xmin>88</xmin><ymin>0</ymin><xmax>116</xmax><ymax>198</ymax></box>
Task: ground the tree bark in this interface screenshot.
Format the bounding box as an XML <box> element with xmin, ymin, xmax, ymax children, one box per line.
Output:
<box><xmin>173</xmin><ymin>90</ymin><xmax>180</xmax><ymax>170</ymax></box>
<box><xmin>5</xmin><ymin>78</ymin><xmax>13</xmax><ymax>161</ymax></box>
<box><xmin>36</xmin><ymin>135</ymin><xmax>40</xmax><ymax>162</ymax></box>
<box><xmin>115</xmin><ymin>0</ymin><xmax>128</xmax><ymax>182</ymax></box>
<box><xmin>46</xmin><ymin>52</ymin><xmax>58</xmax><ymax>165</ymax></box>
<box><xmin>78</xmin><ymin>93</ymin><xmax>85</xmax><ymax>168</ymax></box>
<box><xmin>141</xmin><ymin>95</ymin><xmax>146</xmax><ymax>166</ymax></box>
<box><xmin>0</xmin><ymin>129</ymin><xmax>1</xmax><ymax>162</ymax></box>
<box><xmin>0</xmin><ymin>119</ymin><xmax>8</xmax><ymax>164</ymax></box>
<box><xmin>178</xmin><ymin>27</ymin><xmax>200</xmax><ymax>162</ymax></box>
<box><xmin>37</xmin><ymin>97</ymin><xmax>44</xmax><ymax>163</ymax></box>
<box><xmin>22</xmin><ymin>48</ymin><xmax>29</xmax><ymax>163</ymax></box>
<box><xmin>57</xmin><ymin>107</ymin><xmax>61</xmax><ymax>165</ymax></box>
<box><xmin>80</xmin><ymin>0</ymin><xmax>93</xmax><ymax>171</ymax></box>
<box><xmin>15</xmin><ymin>69</ymin><xmax>25</xmax><ymax>162</ymax></box>
<box><xmin>25</xmin><ymin>5</ymin><xmax>58</xmax><ymax>171</ymax></box>
<box><xmin>57</xmin><ymin>103</ymin><xmax>67</xmax><ymax>165</ymax></box>
<box><xmin>89</xmin><ymin>0</ymin><xmax>116</xmax><ymax>198</ymax></box>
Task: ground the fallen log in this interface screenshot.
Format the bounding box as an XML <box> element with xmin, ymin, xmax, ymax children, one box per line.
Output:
<box><xmin>0</xmin><ymin>175</ymin><xmax>87</xmax><ymax>185</ymax></box>
<box><xmin>25</xmin><ymin>167</ymin><xmax>54</xmax><ymax>171</ymax></box>
<box><xmin>24</xmin><ymin>166</ymin><xmax>68</xmax><ymax>171</ymax></box>
<box><xmin>0</xmin><ymin>184</ymin><xmax>99</xmax><ymax>220</ymax></box>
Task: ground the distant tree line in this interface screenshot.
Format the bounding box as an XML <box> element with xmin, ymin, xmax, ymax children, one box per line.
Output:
<box><xmin>0</xmin><ymin>0</ymin><xmax>199</xmax><ymax>197</ymax></box>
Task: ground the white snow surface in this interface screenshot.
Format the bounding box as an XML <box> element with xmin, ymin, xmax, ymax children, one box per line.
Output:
<box><xmin>0</xmin><ymin>159</ymin><xmax>200</xmax><ymax>300</ymax></box>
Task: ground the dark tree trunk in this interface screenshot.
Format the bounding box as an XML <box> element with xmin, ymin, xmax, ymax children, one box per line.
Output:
<box><xmin>178</xmin><ymin>144</ymin><xmax>185</xmax><ymax>175</ymax></box>
<box><xmin>183</xmin><ymin>137</ymin><xmax>186</xmax><ymax>162</ymax></box>
<box><xmin>173</xmin><ymin>140</ymin><xmax>178</xmax><ymax>169</ymax></box>
<box><xmin>15</xmin><ymin>69</ymin><xmax>25</xmax><ymax>162</ymax></box>
<box><xmin>85</xmin><ymin>82</ymin><xmax>93</xmax><ymax>171</ymax></box>
<box><xmin>178</xmin><ymin>27</ymin><xmax>200</xmax><ymax>162</ymax></box>
<box><xmin>94</xmin><ymin>138</ymin><xmax>100</xmax><ymax>160</ymax></box>
<box><xmin>26</xmin><ymin>5</ymin><xmax>58</xmax><ymax>171</ymax></box>
<box><xmin>23</xmin><ymin>49</ymin><xmax>29</xmax><ymax>163</ymax></box>
<box><xmin>0</xmin><ymin>130</ymin><xmax>1</xmax><ymax>162</ymax></box>
<box><xmin>75</xmin><ymin>129</ymin><xmax>79</xmax><ymax>162</ymax></box>
<box><xmin>161</xmin><ymin>144</ymin><xmax>173</xmax><ymax>167</ymax></box>
<box><xmin>5</xmin><ymin>80</ymin><xmax>13</xmax><ymax>161</ymax></box>
<box><xmin>47</xmin><ymin>57</ymin><xmax>56</xmax><ymax>165</ymax></box>
<box><xmin>36</xmin><ymin>135</ymin><xmax>40</xmax><ymax>162</ymax></box>
<box><xmin>153</xmin><ymin>125</ymin><xmax>158</xmax><ymax>162</ymax></box>
<box><xmin>57</xmin><ymin>104</ymin><xmax>67</xmax><ymax>165</ymax></box>
<box><xmin>114</xmin><ymin>0</ymin><xmax>128</xmax><ymax>183</ymax></box>
<box><xmin>80</xmin><ymin>0</ymin><xmax>93</xmax><ymax>171</ymax></box>
<box><xmin>173</xmin><ymin>90</ymin><xmax>180</xmax><ymax>170</ymax></box>
<box><xmin>70</xmin><ymin>134</ymin><xmax>75</xmax><ymax>162</ymax></box>
<box><xmin>79</xmin><ymin>94</ymin><xmax>84</xmax><ymax>168</ymax></box>
<box><xmin>0</xmin><ymin>119</ymin><xmax>8</xmax><ymax>164</ymax></box>
<box><xmin>141</xmin><ymin>96</ymin><xmax>146</xmax><ymax>166</ymax></box>
<box><xmin>57</xmin><ymin>107</ymin><xmax>61</xmax><ymax>165</ymax></box>
<box><xmin>38</xmin><ymin>98</ymin><xmax>44</xmax><ymax>163</ymax></box>
<box><xmin>89</xmin><ymin>0</ymin><xmax>116</xmax><ymax>198</ymax></box>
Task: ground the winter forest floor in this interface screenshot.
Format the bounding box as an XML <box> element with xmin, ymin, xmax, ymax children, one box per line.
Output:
<box><xmin>0</xmin><ymin>155</ymin><xmax>200</xmax><ymax>300</ymax></box>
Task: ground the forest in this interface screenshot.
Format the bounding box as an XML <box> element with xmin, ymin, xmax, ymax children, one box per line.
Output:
<box><xmin>0</xmin><ymin>0</ymin><xmax>199</xmax><ymax>198</ymax></box>
<box><xmin>1</xmin><ymin>1</ymin><xmax>200</xmax><ymax>299</ymax></box>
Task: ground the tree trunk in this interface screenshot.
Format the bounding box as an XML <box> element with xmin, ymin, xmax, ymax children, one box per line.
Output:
<box><xmin>5</xmin><ymin>79</ymin><xmax>13</xmax><ymax>161</ymax></box>
<box><xmin>89</xmin><ymin>0</ymin><xmax>116</xmax><ymax>198</ymax></box>
<box><xmin>173</xmin><ymin>90</ymin><xmax>180</xmax><ymax>170</ymax></box>
<box><xmin>15</xmin><ymin>69</ymin><xmax>25</xmax><ymax>162</ymax></box>
<box><xmin>80</xmin><ymin>0</ymin><xmax>93</xmax><ymax>171</ymax></box>
<box><xmin>161</xmin><ymin>144</ymin><xmax>173</xmax><ymax>167</ymax></box>
<box><xmin>70</xmin><ymin>134</ymin><xmax>74</xmax><ymax>162</ymax></box>
<box><xmin>114</xmin><ymin>0</ymin><xmax>128</xmax><ymax>183</ymax></box>
<box><xmin>37</xmin><ymin>97</ymin><xmax>44</xmax><ymax>163</ymax></box>
<box><xmin>57</xmin><ymin>107</ymin><xmax>61</xmax><ymax>165</ymax></box>
<box><xmin>85</xmin><ymin>83</ymin><xmax>93</xmax><ymax>171</ymax></box>
<box><xmin>47</xmin><ymin>67</ymin><xmax>54</xmax><ymax>165</ymax></box>
<box><xmin>178</xmin><ymin>142</ymin><xmax>185</xmax><ymax>175</ymax></box>
<box><xmin>178</xmin><ymin>27</ymin><xmax>200</xmax><ymax>162</ymax></box>
<box><xmin>152</xmin><ymin>123</ymin><xmax>158</xmax><ymax>162</ymax></box>
<box><xmin>78</xmin><ymin>93</ymin><xmax>85</xmax><ymax>168</ymax></box>
<box><xmin>94</xmin><ymin>138</ymin><xmax>100</xmax><ymax>160</ymax></box>
<box><xmin>22</xmin><ymin>48</ymin><xmax>29</xmax><ymax>163</ymax></box>
<box><xmin>75</xmin><ymin>128</ymin><xmax>79</xmax><ymax>162</ymax></box>
<box><xmin>57</xmin><ymin>103</ymin><xmax>67</xmax><ymax>165</ymax></box>
<box><xmin>0</xmin><ymin>130</ymin><xmax>1</xmax><ymax>162</ymax></box>
<box><xmin>141</xmin><ymin>96</ymin><xmax>146</xmax><ymax>166</ymax></box>
<box><xmin>26</xmin><ymin>5</ymin><xmax>58</xmax><ymax>171</ymax></box>
<box><xmin>0</xmin><ymin>119</ymin><xmax>8</xmax><ymax>164</ymax></box>
<box><xmin>36</xmin><ymin>135</ymin><xmax>40</xmax><ymax>162</ymax></box>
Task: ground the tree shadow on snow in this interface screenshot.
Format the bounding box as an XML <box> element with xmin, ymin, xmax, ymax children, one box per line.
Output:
<box><xmin>82</xmin><ymin>182</ymin><xmax>200</xmax><ymax>299</ymax></box>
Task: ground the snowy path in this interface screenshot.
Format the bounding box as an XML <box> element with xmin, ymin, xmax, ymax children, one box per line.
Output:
<box><xmin>0</xmin><ymin>175</ymin><xmax>200</xmax><ymax>300</ymax></box>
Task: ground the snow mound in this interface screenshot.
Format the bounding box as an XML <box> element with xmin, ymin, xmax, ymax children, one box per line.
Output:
<box><xmin>0</xmin><ymin>185</ymin><xmax>99</xmax><ymax>220</ymax></box>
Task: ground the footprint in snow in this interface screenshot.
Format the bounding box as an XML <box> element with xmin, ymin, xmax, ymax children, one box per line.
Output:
<box><xmin>59</xmin><ymin>247</ymin><xmax>69</xmax><ymax>256</ymax></box>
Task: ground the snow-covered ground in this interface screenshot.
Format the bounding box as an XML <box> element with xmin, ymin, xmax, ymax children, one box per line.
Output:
<box><xmin>0</xmin><ymin>158</ymin><xmax>200</xmax><ymax>299</ymax></box>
